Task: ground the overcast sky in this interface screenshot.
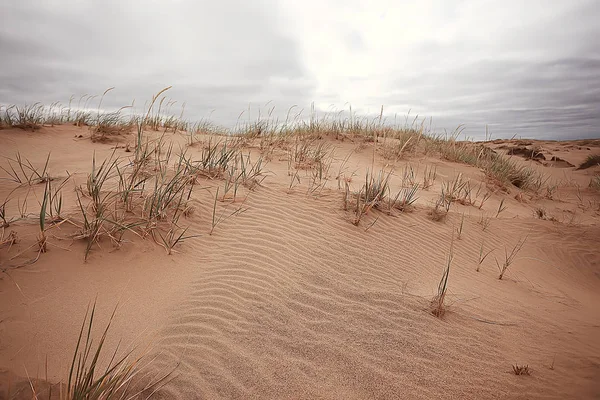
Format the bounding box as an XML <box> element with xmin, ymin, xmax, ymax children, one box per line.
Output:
<box><xmin>1</xmin><ymin>0</ymin><xmax>599</xmax><ymax>139</ymax></box>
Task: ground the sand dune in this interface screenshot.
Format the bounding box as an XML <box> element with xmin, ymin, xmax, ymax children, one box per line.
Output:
<box><xmin>1</xmin><ymin>124</ymin><xmax>599</xmax><ymax>399</ymax></box>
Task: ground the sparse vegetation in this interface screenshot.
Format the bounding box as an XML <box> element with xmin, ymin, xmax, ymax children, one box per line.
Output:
<box><xmin>512</xmin><ymin>364</ymin><xmax>531</xmax><ymax>376</ymax></box>
<box><xmin>590</xmin><ymin>175</ymin><xmax>600</xmax><ymax>191</ymax></box>
<box><xmin>429</xmin><ymin>190</ymin><xmax>451</xmax><ymax>222</ymax></box>
<box><xmin>60</xmin><ymin>303</ymin><xmax>174</xmax><ymax>399</ymax></box>
<box><xmin>431</xmin><ymin>236</ymin><xmax>454</xmax><ymax>318</ymax></box>
<box><xmin>478</xmin><ymin>213</ymin><xmax>492</xmax><ymax>231</ymax></box>
<box><xmin>422</xmin><ymin>165</ymin><xmax>437</xmax><ymax>190</ymax></box>
<box><xmin>0</xmin><ymin>152</ymin><xmax>52</xmax><ymax>185</ymax></box>
<box><xmin>456</xmin><ymin>213</ymin><xmax>465</xmax><ymax>239</ymax></box>
<box><xmin>495</xmin><ymin>236</ymin><xmax>527</xmax><ymax>280</ymax></box>
<box><xmin>577</xmin><ymin>154</ymin><xmax>600</xmax><ymax>170</ymax></box>
<box><xmin>495</xmin><ymin>198</ymin><xmax>507</xmax><ymax>217</ymax></box>
<box><xmin>476</xmin><ymin>241</ymin><xmax>494</xmax><ymax>272</ymax></box>
<box><xmin>348</xmin><ymin>169</ymin><xmax>391</xmax><ymax>225</ymax></box>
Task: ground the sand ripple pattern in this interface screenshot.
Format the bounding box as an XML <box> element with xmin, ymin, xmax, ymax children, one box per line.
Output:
<box><xmin>143</xmin><ymin>188</ymin><xmax>600</xmax><ymax>399</ymax></box>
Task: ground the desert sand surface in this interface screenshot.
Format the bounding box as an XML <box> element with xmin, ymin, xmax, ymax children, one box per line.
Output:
<box><xmin>0</xmin><ymin>122</ymin><xmax>599</xmax><ymax>399</ymax></box>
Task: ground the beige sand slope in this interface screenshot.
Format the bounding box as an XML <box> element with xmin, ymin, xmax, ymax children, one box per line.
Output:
<box><xmin>0</xmin><ymin>125</ymin><xmax>599</xmax><ymax>399</ymax></box>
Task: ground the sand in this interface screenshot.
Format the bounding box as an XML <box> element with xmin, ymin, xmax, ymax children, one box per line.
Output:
<box><xmin>0</xmin><ymin>125</ymin><xmax>599</xmax><ymax>399</ymax></box>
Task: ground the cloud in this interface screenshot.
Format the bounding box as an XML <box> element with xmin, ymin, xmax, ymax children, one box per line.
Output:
<box><xmin>0</xmin><ymin>0</ymin><xmax>316</xmax><ymax>124</ymax></box>
<box><xmin>1</xmin><ymin>0</ymin><xmax>599</xmax><ymax>138</ymax></box>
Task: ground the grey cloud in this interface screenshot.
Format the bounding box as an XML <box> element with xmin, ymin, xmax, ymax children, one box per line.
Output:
<box><xmin>0</xmin><ymin>0</ymin><xmax>316</xmax><ymax>126</ymax></box>
<box><xmin>345</xmin><ymin>30</ymin><xmax>365</xmax><ymax>52</ymax></box>
<box><xmin>372</xmin><ymin>55</ymin><xmax>600</xmax><ymax>139</ymax></box>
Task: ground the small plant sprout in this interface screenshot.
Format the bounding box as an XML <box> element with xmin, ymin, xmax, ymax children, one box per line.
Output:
<box><xmin>478</xmin><ymin>191</ymin><xmax>492</xmax><ymax>209</ymax></box>
<box><xmin>477</xmin><ymin>241</ymin><xmax>494</xmax><ymax>272</ymax></box>
<box><xmin>495</xmin><ymin>236</ymin><xmax>527</xmax><ymax>280</ymax></box>
<box><xmin>38</xmin><ymin>181</ymin><xmax>49</xmax><ymax>252</ymax></box>
<box><xmin>430</xmin><ymin>184</ymin><xmax>451</xmax><ymax>221</ymax></box>
<box><xmin>288</xmin><ymin>169</ymin><xmax>301</xmax><ymax>193</ymax></box>
<box><xmin>157</xmin><ymin>225</ymin><xmax>199</xmax><ymax>255</ymax></box>
<box><xmin>431</xmin><ymin>236</ymin><xmax>454</xmax><ymax>318</ymax></box>
<box><xmin>0</xmin><ymin>229</ymin><xmax>18</xmax><ymax>250</ymax></box>
<box><xmin>456</xmin><ymin>213</ymin><xmax>465</xmax><ymax>239</ymax></box>
<box><xmin>495</xmin><ymin>198</ymin><xmax>507</xmax><ymax>217</ymax></box>
<box><xmin>210</xmin><ymin>187</ymin><xmax>248</xmax><ymax>235</ymax></box>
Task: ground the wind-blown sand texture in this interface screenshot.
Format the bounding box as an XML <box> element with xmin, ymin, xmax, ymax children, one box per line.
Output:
<box><xmin>0</xmin><ymin>125</ymin><xmax>599</xmax><ymax>399</ymax></box>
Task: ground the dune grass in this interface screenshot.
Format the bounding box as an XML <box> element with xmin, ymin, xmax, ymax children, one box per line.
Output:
<box><xmin>0</xmin><ymin>93</ymin><xmax>577</xmax><ymax>266</ymax></box>
<box><xmin>0</xmin><ymin>152</ymin><xmax>52</xmax><ymax>185</ymax></box>
<box><xmin>431</xmin><ymin>236</ymin><xmax>454</xmax><ymax>318</ymax></box>
<box><xmin>476</xmin><ymin>240</ymin><xmax>494</xmax><ymax>272</ymax></box>
<box><xmin>577</xmin><ymin>154</ymin><xmax>600</xmax><ymax>170</ymax></box>
<box><xmin>50</xmin><ymin>303</ymin><xmax>172</xmax><ymax>399</ymax></box>
<box><xmin>590</xmin><ymin>175</ymin><xmax>600</xmax><ymax>191</ymax></box>
<box><xmin>512</xmin><ymin>364</ymin><xmax>531</xmax><ymax>376</ymax></box>
<box><xmin>495</xmin><ymin>236</ymin><xmax>527</xmax><ymax>280</ymax></box>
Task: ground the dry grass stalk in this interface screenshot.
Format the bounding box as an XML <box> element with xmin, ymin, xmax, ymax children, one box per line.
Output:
<box><xmin>431</xmin><ymin>236</ymin><xmax>454</xmax><ymax>318</ymax></box>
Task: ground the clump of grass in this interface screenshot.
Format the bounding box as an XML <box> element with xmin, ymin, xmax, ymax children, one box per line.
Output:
<box><xmin>483</xmin><ymin>155</ymin><xmax>542</xmax><ymax>191</ymax></box>
<box><xmin>2</xmin><ymin>103</ymin><xmax>45</xmax><ymax>130</ymax></box>
<box><xmin>577</xmin><ymin>154</ymin><xmax>600</xmax><ymax>170</ymax></box>
<box><xmin>144</xmin><ymin>168</ymin><xmax>189</xmax><ymax>221</ymax></box>
<box><xmin>429</xmin><ymin>197</ymin><xmax>449</xmax><ymax>222</ymax></box>
<box><xmin>512</xmin><ymin>364</ymin><xmax>531</xmax><ymax>376</ymax></box>
<box><xmin>75</xmin><ymin>154</ymin><xmax>119</xmax><ymax>259</ymax></box>
<box><xmin>431</xmin><ymin>237</ymin><xmax>454</xmax><ymax>318</ymax></box>
<box><xmin>429</xmin><ymin>182</ymin><xmax>452</xmax><ymax>221</ymax></box>
<box><xmin>210</xmin><ymin>187</ymin><xmax>248</xmax><ymax>235</ymax></box>
<box><xmin>422</xmin><ymin>165</ymin><xmax>437</xmax><ymax>190</ymax></box>
<box><xmin>589</xmin><ymin>175</ymin><xmax>600</xmax><ymax>191</ymax></box>
<box><xmin>389</xmin><ymin>183</ymin><xmax>419</xmax><ymax>212</ymax></box>
<box><xmin>290</xmin><ymin>137</ymin><xmax>332</xmax><ymax>170</ymax></box>
<box><xmin>478</xmin><ymin>213</ymin><xmax>492</xmax><ymax>231</ymax></box>
<box><xmin>195</xmin><ymin>138</ymin><xmax>242</xmax><ymax>179</ymax></box>
<box><xmin>45</xmin><ymin>176</ymin><xmax>70</xmax><ymax>223</ymax></box>
<box><xmin>495</xmin><ymin>236</ymin><xmax>527</xmax><ymax>280</ymax></box>
<box><xmin>0</xmin><ymin>152</ymin><xmax>52</xmax><ymax>185</ymax></box>
<box><xmin>438</xmin><ymin>138</ymin><xmax>544</xmax><ymax>191</ymax></box>
<box><xmin>380</xmin><ymin>133</ymin><xmax>418</xmax><ymax>160</ymax></box>
<box><xmin>156</xmin><ymin>223</ymin><xmax>199</xmax><ymax>255</ymax></box>
<box><xmin>441</xmin><ymin>173</ymin><xmax>475</xmax><ymax>206</ymax></box>
<box><xmin>92</xmin><ymin>108</ymin><xmax>133</xmax><ymax>142</ymax></box>
<box><xmin>348</xmin><ymin>169</ymin><xmax>391</xmax><ymax>225</ymax></box>
<box><xmin>62</xmin><ymin>302</ymin><xmax>173</xmax><ymax>399</ymax></box>
<box><xmin>400</xmin><ymin>164</ymin><xmax>417</xmax><ymax>187</ymax></box>
<box><xmin>476</xmin><ymin>185</ymin><xmax>492</xmax><ymax>209</ymax></box>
